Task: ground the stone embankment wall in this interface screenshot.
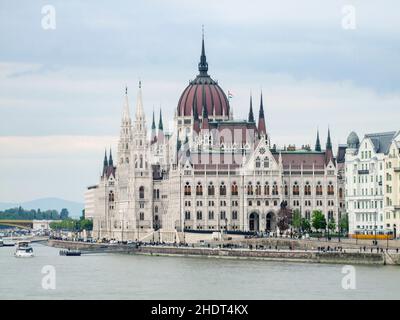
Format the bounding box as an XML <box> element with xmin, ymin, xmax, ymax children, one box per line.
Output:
<box><xmin>46</xmin><ymin>240</ymin><xmax>399</xmax><ymax>265</ymax></box>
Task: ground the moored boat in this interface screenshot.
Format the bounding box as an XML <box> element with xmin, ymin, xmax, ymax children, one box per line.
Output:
<box><xmin>14</xmin><ymin>241</ymin><xmax>34</xmax><ymax>258</ymax></box>
<box><xmin>59</xmin><ymin>249</ymin><xmax>81</xmax><ymax>256</ymax></box>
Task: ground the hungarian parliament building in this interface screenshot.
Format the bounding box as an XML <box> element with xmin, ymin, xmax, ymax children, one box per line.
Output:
<box><xmin>84</xmin><ymin>35</ymin><xmax>347</xmax><ymax>241</ymax></box>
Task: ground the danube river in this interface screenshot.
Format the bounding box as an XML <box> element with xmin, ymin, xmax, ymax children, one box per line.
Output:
<box><xmin>0</xmin><ymin>243</ymin><xmax>399</xmax><ymax>299</ymax></box>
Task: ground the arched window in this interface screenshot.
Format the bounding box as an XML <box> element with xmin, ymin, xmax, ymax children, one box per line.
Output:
<box><xmin>247</xmin><ymin>182</ymin><xmax>253</xmax><ymax>196</ymax></box>
<box><xmin>264</xmin><ymin>182</ymin><xmax>270</xmax><ymax>196</ymax></box>
<box><xmin>154</xmin><ymin>206</ymin><xmax>158</xmax><ymax>213</ymax></box>
<box><xmin>208</xmin><ymin>182</ymin><xmax>215</xmax><ymax>196</ymax></box>
<box><xmin>196</xmin><ymin>182</ymin><xmax>203</xmax><ymax>196</ymax></box>
<box><xmin>264</xmin><ymin>157</ymin><xmax>269</xmax><ymax>168</ymax></box>
<box><xmin>220</xmin><ymin>182</ymin><xmax>226</xmax><ymax>196</ymax></box>
<box><xmin>255</xmin><ymin>182</ymin><xmax>262</xmax><ymax>196</ymax></box>
<box><xmin>316</xmin><ymin>182</ymin><xmax>323</xmax><ymax>196</ymax></box>
<box><xmin>139</xmin><ymin>186</ymin><xmax>145</xmax><ymax>199</ymax></box>
<box><xmin>272</xmin><ymin>182</ymin><xmax>278</xmax><ymax>195</ymax></box>
<box><xmin>304</xmin><ymin>182</ymin><xmax>311</xmax><ymax>196</ymax></box>
<box><xmin>328</xmin><ymin>182</ymin><xmax>334</xmax><ymax>196</ymax></box>
<box><xmin>108</xmin><ymin>191</ymin><xmax>114</xmax><ymax>202</ymax></box>
<box><xmin>293</xmin><ymin>182</ymin><xmax>299</xmax><ymax>196</ymax></box>
<box><xmin>184</xmin><ymin>182</ymin><xmax>191</xmax><ymax>196</ymax></box>
<box><xmin>339</xmin><ymin>188</ymin><xmax>343</xmax><ymax>199</ymax></box>
<box><xmin>139</xmin><ymin>155</ymin><xmax>143</xmax><ymax>168</ymax></box>
<box><xmin>284</xmin><ymin>183</ymin><xmax>288</xmax><ymax>196</ymax></box>
<box><xmin>231</xmin><ymin>182</ymin><xmax>238</xmax><ymax>196</ymax></box>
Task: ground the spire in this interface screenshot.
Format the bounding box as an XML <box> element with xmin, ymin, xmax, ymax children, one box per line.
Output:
<box><xmin>326</xmin><ymin>128</ymin><xmax>332</xmax><ymax>150</ymax></box>
<box><xmin>257</xmin><ymin>91</ymin><xmax>266</xmax><ymax>138</ymax></box>
<box><xmin>122</xmin><ymin>85</ymin><xmax>130</xmax><ymax>121</ymax></box>
<box><xmin>103</xmin><ymin>149</ymin><xmax>108</xmax><ymax>172</ymax></box>
<box><xmin>150</xmin><ymin>109</ymin><xmax>157</xmax><ymax>144</ymax></box>
<box><xmin>315</xmin><ymin>129</ymin><xmax>321</xmax><ymax>152</ymax></box>
<box><xmin>108</xmin><ymin>148</ymin><xmax>113</xmax><ymax>167</ymax></box>
<box><xmin>248</xmin><ymin>93</ymin><xmax>255</xmax><ymax>123</ymax></box>
<box><xmin>198</xmin><ymin>25</ymin><xmax>208</xmax><ymax>76</ymax></box>
<box><xmin>151</xmin><ymin>109</ymin><xmax>156</xmax><ymax>130</ymax></box>
<box><xmin>157</xmin><ymin>108</ymin><xmax>164</xmax><ymax>143</ymax></box>
<box><xmin>135</xmin><ymin>80</ymin><xmax>144</xmax><ymax>119</ymax></box>
<box><xmin>158</xmin><ymin>108</ymin><xmax>163</xmax><ymax>131</ymax></box>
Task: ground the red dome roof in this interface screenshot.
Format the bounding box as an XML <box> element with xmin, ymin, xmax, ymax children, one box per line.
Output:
<box><xmin>177</xmin><ymin>34</ymin><xmax>230</xmax><ymax>118</ymax></box>
<box><xmin>177</xmin><ymin>77</ymin><xmax>229</xmax><ymax>117</ymax></box>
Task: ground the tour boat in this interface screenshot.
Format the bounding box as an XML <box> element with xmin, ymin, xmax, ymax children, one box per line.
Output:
<box><xmin>14</xmin><ymin>241</ymin><xmax>34</xmax><ymax>258</ymax></box>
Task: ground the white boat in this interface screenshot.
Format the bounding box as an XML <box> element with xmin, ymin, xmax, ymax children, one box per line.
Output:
<box><xmin>14</xmin><ymin>241</ymin><xmax>34</xmax><ymax>258</ymax></box>
<box><xmin>0</xmin><ymin>238</ymin><xmax>3</xmax><ymax>247</ymax></box>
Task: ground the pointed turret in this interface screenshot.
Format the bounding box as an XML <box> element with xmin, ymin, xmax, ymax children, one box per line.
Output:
<box><xmin>325</xmin><ymin>128</ymin><xmax>334</xmax><ymax>165</ymax></box>
<box><xmin>198</xmin><ymin>25</ymin><xmax>208</xmax><ymax>76</ymax></box>
<box><xmin>103</xmin><ymin>149</ymin><xmax>108</xmax><ymax>174</ymax></box>
<box><xmin>248</xmin><ymin>93</ymin><xmax>255</xmax><ymax>123</ymax></box>
<box><xmin>121</xmin><ymin>86</ymin><xmax>130</xmax><ymax>120</ymax></box>
<box><xmin>315</xmin><ymin>129</ymin><xmax>321</xmax><ymax>152</ymax></box>
<box><xmin>157</xmin><ymin>108</ymin><xmax>164</xmax><ymax>143</ymax></box>
<box><xmin>257</xmin><ymin>91</ymin><xmax>266</xmax><ymax>138</ymax></box>
<box><xmin>108</xmin><ymin>148</ymin><xmax>113</xmax><ymax>167</ymax></box>
<box><xmin>326</xmin><ymin>128</ymin><xmax>332</xmax><ymax>150</ymax></box>
<box><xmin>135</xmin><ymin>81</ymin><xmax>144</xmax><ymax>120</ymax></box>
<box><xmin>151</xmin><ymin>110</ymin><xmax>157</xmax><ymax>144</ymax></box>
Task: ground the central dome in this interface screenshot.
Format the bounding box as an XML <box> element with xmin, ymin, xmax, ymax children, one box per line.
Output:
<box><xmin>177</xmin><ymin>35</ymin><xmax>230</xmax><ymax>118</ymax></box>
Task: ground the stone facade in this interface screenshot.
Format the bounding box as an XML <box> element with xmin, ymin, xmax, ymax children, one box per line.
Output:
<box><xmin>85</xmin><ymin>37</ymin><xmax>342</xmax><ymax>241</ymax></box>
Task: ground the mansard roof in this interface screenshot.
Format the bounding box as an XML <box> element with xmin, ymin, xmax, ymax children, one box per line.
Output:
<box><xmin>364</xmin><ymin>131</ymin><xmax>397</xmax><ymax>155</ymax></box>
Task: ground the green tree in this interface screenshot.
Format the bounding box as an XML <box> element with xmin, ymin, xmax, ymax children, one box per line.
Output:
<box><xmin>292</xmin><ymin>209</ymin><xmax>301</xmax><ymax>231</ymax></box>
<box><xmin>301</xmin><ymin>218</ymin><xmax>311</xmax><ymax>233</ymax></box>
<box><xmin>328</xmin><ymin>217</ymin><xmax>336</xmax><ymax>231</ymax></box>
<box><xmin>60</xmin><ymin>208</ymin><xmax>69</xmax><ymax>220</ymax></box>
<box><xmin>311</xmin><ymin>210</ymin><xmax>327</xmax><ymax>232</ymax></box>
<box><xmin>339</xmin><ymin>214</ymin><xmax>349</xmax><ymax>233</ymax></box>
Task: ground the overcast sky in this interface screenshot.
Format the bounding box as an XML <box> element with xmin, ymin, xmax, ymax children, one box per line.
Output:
<box><xmin>0</xmin><ymin>0</ymin><xmax>399</xmax><ymax>203</ymax></box>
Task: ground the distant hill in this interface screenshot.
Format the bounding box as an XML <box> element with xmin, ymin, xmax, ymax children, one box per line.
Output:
<box><xmin>0</xmin><ymin>198</ymin><xmax>84</xmax><ymax>218</ymax></box>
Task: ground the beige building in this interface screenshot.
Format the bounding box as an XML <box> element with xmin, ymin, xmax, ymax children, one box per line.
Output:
<box><xmin>384</xmin><ymin>132</ymin><xmax>400</xmax><ymax>238</ymax></box>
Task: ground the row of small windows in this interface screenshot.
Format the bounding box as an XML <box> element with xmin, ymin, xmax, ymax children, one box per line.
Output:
<box><xmin>184</xmin><ymin>210</ymin><xmax>239</xmax><ymax>221</ymax></box>
<box><xmin>184</xmin><ymin>181</ymin><xmax>335</xmax><ymax>196</ymax></box>
<box><xmin>255</xmin><ymin>157</ymin><xmax>270</xmax><ymax>168</ymax></box>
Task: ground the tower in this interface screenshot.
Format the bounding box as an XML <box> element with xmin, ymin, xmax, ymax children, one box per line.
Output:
<box><xmin>257</xmin><ymin>92</ymin><xmax>266</xmax><ymax>139</ymax></box>
<box><xmin>315</xmin><ymin>129</ymin><xmax>321</xmax><ymax>152</ymax></box>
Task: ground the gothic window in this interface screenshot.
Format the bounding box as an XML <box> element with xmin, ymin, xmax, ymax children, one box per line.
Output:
<box><xmin>264</xmin><ymin>182</ymin><xmax>270</xmax><ymax>196</ymax></box>
<box><xmin>305</xmin><ymin>210</ymin><xmax>311</xmax><ymax>220</ymax></box>
<box><xmin>208</xmin><ymin>182</ymin><xmax>215</xmax><ymax>196</ymax></box>
<box><xmin>196</xmin><ymin>211</ymin><xmax>203</xmax><ymax>220</ymax></box>
<box><xmin>185</xmin><ymin>211</ymin><xmax>191</xmax><ymax>220</ymax></box>
<box><xmin>232</xmin><ymin>211</ymin><xmax>238</xmax><ymax>220</ymax></box>
<box><xmin>316</xmin><ymin>182</ymin><xmax>323</xmax><ymax>196</ymax></box>
<box><xmin>108</xmin><ymin>191</ymin><xmax>114</xmax><ymax>202</ymax></box>
<box><xmin>284</xmin><ymin>182</ymin><xmax>288</xmax><ymax>196</ymax></box>
<box><xmin>247</xmin><ymin>182</ymin><xmax>253</xmax><ymax>196</ymax></box>
<box><xmin>293</xmin><ymin>182</ymin><xmax>300</xmax><ymax>196</ymax></box>
<box><xmin>255</xmin><ymin>182</ymin><xmax>262</xmax><ymax>196</ymax></box>
<box><xmin>272</xmin><ymin>182</ymin><xmax>278</xmax><ymax>195</ymax></box>
<box><xmin>328</xmin><ymin>182</ymin><xmax>334</xmax><ymax>196</ymax></box>
<box><xmin>208</xmin><ymin>211</ymin><xmax>214</xmax><ymax>220</ymax></box>
<box><xmin>196</xmin><ymin>182</ymin><xmax>203</xmax><ymax>196</ymax></box>
<box><xmin>184</xmin><ymin>182</ymin><xmax>191</xmax><ymax>196</ymax></box>
<box><xmin>219</xmin><ymin>182</ymin><xmax>227</xmax><ymax>196</ymax></box>
<box><xmin>126</xmin><ymin>157</ymin><xmax>129</xmax><ymax>164</ymax></box>
<box><xmin>139</xmin><ymin>212</ymin><xmax>144</xmax><ymax>220</ymax></box>
<box><xmin>255</xmin><ymin>157</ymin><xmax>261</xmax><ymax>168</ymax></box>
<box><xmin>140</xmin><ymin>155</ymin><xmax>143</xmax><ymax>168</ymax></box>
<box><xmin>339</xmin><ymin>188</ymin><xmax>343</xmax><ymax>199</ymax></box>
<box><xmin>231</xmin><ymin>182</ymin><xmax>238</xmax><ymax>196</ymax></box>
<box><xmin>155</xmin><ymin>206</ymin><xmax>158</xmax><ymax>213</ymax></box>
<box><xmin>139</xmin><ymin>186</ymin><xmax>145</xmax><ymax>199</ymax></box>
<box><xmin>304</xmin><ymin>182</ymin><xmax>311</xmax><ymax>196</ymax></box>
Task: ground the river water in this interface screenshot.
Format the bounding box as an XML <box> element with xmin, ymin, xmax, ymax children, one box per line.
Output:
<box><xmin>0</xmin><ymin>243</ymin><xmax>399</xmax><ymax>299</ymax></box>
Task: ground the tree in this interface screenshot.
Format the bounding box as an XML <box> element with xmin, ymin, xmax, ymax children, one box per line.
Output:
<box><xmin>60</xmin><ymin>208</ymin><xmax>69</xmax><ymax>220</ymax></box>
<box><xmin>312</xmin><ymin>210</ymin><xmax>327</xmax><ymax>232</ymax></box>
<box><xmin>301</xmin><ymin>218</ymin><xmax>311</xmax><ymax>233</ymax></box>
<box><xmin>292</xmin><ymin>209</ymin><xmax>302</xmax><ymax>231</ymax></box>
<box><xmin>328</xmin><ymin>217</ymin><xmax>336</xmax><ymax>231</ymax></box>
<box><xmin>339</xmin><ymin>214</ymin><xmax>349</xmax><ymax>233</ymax></box>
